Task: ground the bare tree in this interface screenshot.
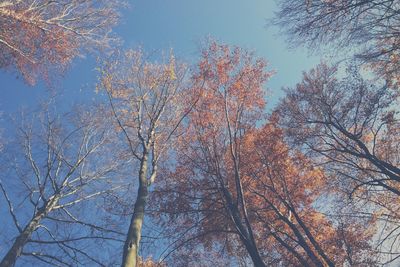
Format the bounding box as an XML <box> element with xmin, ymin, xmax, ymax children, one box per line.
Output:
<box><xmin>274</xmin><ymin>0</ymin><xmax>400</xmax><ymax>87</ymax></box>
<box><xmin>0</xmin><ymin>103</ymin><xmax>125</xmax><ymax>267</ymax></box>
<box><xmin>0</xmin><ymin>0</ymin><xmax>123</xmax><ymax>85</ymax></box>
<box><xmin>97</xmin><ymin>49</ymin><xmax>196</xmax><ymax>267</ymax></box>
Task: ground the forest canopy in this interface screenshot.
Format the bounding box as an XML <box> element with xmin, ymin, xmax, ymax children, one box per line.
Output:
<box><xmin>1</xmin><ymin>1</ymin><xmax>400</xmax><ymax>266</ymax></box>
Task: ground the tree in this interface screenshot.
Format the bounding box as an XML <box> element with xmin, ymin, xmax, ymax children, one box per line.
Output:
<box><xmin>240</xmin><ymin>120</ymin><xmax>375</xmax><ymax>266</ymax></box>
<box><xmin>152</xmin><ymin>42</ymin><xmax>273</xmax><ymax>266</ymax></box>
<box><xmin>153</xmin><ymin>118</ymin><xmax>376</xmax><ymax>266</ymax></box>
<box><xmin>274</xmin><ymin>0</ymin><xmax>400</xmax><ymax>87</ymax></box>
<box><xmin>277</xmin><ymin>63</ymin><xmax>400</xmax><ymax>263</ymax></box>
<box><xmin>0</xmin><ymin>103</ymin><xmax>124</xmax><ymax>267</ymax></box>
<box><xmin>277</xmin><ymin>63</ymin><xmax>400</xmax><ymax>198</ymax></box>
<box><xmin>97</xmin><ymin>49</ymin><xmax>195</xmax><ymax>267</ymax></box>
<box><xmin>0</xmin><ymin>0</ymin><xmax>122</xmax><ymax>85</ymax></box>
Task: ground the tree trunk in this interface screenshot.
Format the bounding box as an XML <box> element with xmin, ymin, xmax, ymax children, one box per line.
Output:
<box><xmin>121</xmin><ymin>158</ymin><xmax>149</xmax><ymax>267</ymax></box>
<box><xmin>0</xmin><ymin>209</ymin><xmax>47</xmax><ymax>267</ymax></box>
<box><xmin>222</xmin><ymin>187</ymin><xmax>266</xmax><ymax>267</ymax></box>
<box><xmin>242</xmin><ymin>239</ymin><xmax>266</xmax><ymax>267</ymax></box>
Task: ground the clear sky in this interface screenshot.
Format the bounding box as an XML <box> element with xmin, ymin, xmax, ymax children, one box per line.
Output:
<box><xmin>0</xmin><ymin>0</ymin><xmax>321</xmax><ymax>113</ymax></box>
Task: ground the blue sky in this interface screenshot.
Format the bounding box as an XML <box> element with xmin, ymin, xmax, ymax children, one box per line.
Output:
<box><xmin>0</xmin><ymin>0</ymin><xmax>321</xmax><ymax>114</ymax></box>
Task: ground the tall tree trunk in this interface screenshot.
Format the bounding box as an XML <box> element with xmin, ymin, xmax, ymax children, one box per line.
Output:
<box><xmin>0</xmin><ymin>207</ymin><xmax>48</xmax><ymax>267</ymax></box>
<box><xmin>121</xmin><ymin>157</ymin><xmax>149</xmax><ymax>267</ymax></box>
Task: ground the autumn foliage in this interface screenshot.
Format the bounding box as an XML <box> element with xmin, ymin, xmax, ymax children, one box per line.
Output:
<box><xmin>145</xmin><ymin>43</ymin><xmax>377</xmax><ymax>266</ymax></box>
<box><xmin>0</xmin><ymin>0</ymin><xmax>121</xmax><ymax>85</ymax></box>
<box><xmin>2</xmin><ymin>1</ymin><xmax>400</xmax><ymax>264</ymax></box>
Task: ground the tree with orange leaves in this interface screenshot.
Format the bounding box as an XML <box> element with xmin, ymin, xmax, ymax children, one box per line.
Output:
<box><xmin>151</xmin><ymin>43</ymin><xmax>376</xmax><ymax>267</ymax></box>
<box><xmin>0</xmin><ymin>0</ymin><xmax>122</xmax><ymax>85</ymax></box>
<box><xmin>153</xmin><ymin>119</ymin><xmax>376</xmax><ymax>266</ymax></box>
<box><xmin>152</xmin><ymin>41</ymin><xmax>272</xmax><ymax>266</ymax></box>
<box><xmin>240</xmin><ymin>120</ymin><xmax>376</xmax><ymax>266</ymax></box>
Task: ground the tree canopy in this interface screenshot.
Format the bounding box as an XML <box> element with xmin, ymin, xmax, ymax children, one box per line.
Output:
<box><xmin>1</xmin><ymin>1</ymin><xmax>400</xmax><ymax>266</ymax></box>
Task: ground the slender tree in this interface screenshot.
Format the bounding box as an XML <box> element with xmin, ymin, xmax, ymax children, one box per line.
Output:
<box><xmin>98</xmin><ymin>49</ymin><xmax>196</xmax><ymax>267</ymax></box>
